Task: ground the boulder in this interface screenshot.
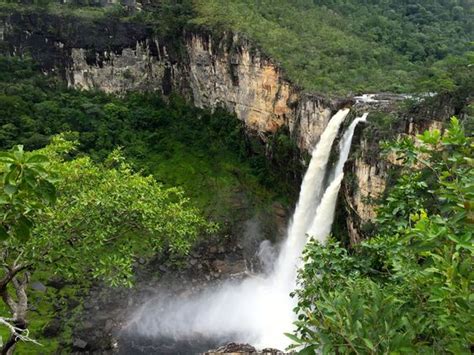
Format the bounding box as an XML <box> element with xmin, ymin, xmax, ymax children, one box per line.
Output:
<box><xmin>212</xmin><ymin>259</ymin><xmax>247</xmax><ymax>274</ymax></box>
<box><xmin>30</xmin><ymin>281</ymin><xmax>47</xmax><ymax>292</ymax></box>
<box><xmin>206</xmin><ymin>342</ymin><xmax>257</xmax><ymax>353</ymax></box>
<box><xmin>72</xmin><ymin>338</ymin><xmax>88</xmax><ymax>350</ymax></box>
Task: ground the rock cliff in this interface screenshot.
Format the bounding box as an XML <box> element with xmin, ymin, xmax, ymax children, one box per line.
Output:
<box><xmin>0</xmin><ymin>11</ymin><xmax>457</xmax><ymax>244</ymax></box>
<box><xmin>0</xmin><ymin>13</ymin><xmax>341</xmax><ymax>152</ymax></box>
<box><xmin>343</xmin><ymin>98</ymin><xmax>455</xmax><ymax>244</ymax></box>
<box><xmin>67</xmin><ymin>27</ymin><xmax>345</xmax><ymax>151</ymax></box>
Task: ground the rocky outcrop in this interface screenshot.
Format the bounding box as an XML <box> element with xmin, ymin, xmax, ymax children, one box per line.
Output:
<box><xmin>184</xmin><ymin>33</ymin><xmax>338</xmax><ymax>149</ymax></box>
<box><xmin>67</xmin><ymin>29</ymin><xmax>340</xmax><ymax>151</ymax></box>
<box><xmin>67</xmin><ymin>28</ymin><xmax>343</xmax><ymax>150</ymax></box>
<box><xmin>69</xmin><ymin>43</ymin><xmax>169</xmax><ymax>93</ymax></box>
<box><xmin>204</xmin><ymin>342</ymin><xmax>286</xmax><ymax>354</ymax></box>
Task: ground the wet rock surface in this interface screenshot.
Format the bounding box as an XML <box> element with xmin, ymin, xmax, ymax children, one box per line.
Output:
<box><xmin>72</xmin><ymin>243</ymin><xmax>248</xmax><ymax>352</ymax></box>
<box><xmin>205</xmin><ymin>342</ymin><xmax>288</xmax><ymax>354</ymax></box>
<box><xmin>208</xmin><ymin>342</ymin><xmax>257</xmax><ymax>353</ymax></box>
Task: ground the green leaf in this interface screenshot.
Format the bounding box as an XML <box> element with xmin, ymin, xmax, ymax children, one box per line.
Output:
<box><xmin>284</xmin><ymin>332</ymin><xmax>304</xmax><ymax>344</ymax></box>
<box><xmin>4</xmin><ymin>167</ymin><xmax>20</xmax><ymax>185</ymax></box>
<box><xmin>39</xmin><ymin>180</ymin><xmax>57</xmax><ymax>205</ymax></box>
<box><xmin>0</xmin><ymin>152</ymin><xmax>15</xmax><ymax>163</ymax></box>
<box><xmin>12</xmin><ymin>145</ymin><xmax>24</xmax><ymax>161</ymax></box>
<box><xmin>0</xmin><ymin>195</ymin><xmax>9</xmax><ymax>205</ymax></box>
<box><xmin>299</xmin><ymin>345</ymin><xmax>317</xmax><ymax>355</ymax></box>
<box><xmin>14</xmin><ymin>216</ymin><xmax>32</xmax><ymax>242</ymax></box>
<box><xmin>26</xmin><ymin>154</ymin><xmax>49</xmax><ymax>164</ymax></box>
<box><xmin>363</xmin><ymin>338</ymin><xmax>375</xmax><ymax>350</ymax></box>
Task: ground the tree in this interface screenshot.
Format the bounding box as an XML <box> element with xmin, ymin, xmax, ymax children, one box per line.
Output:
<box><xmin>0</xmin><ymin>135</ymin><xmax>215</xmax><ymax>353</ymax></box>
<box><xmin>292</xmin><ymin>117</ymin><xmax>473</xmax><ymax>354</ymax></box>
<box><xmin>0</xmin><ymin>144</ymin><xmax>56</xmax><ymax>354</ymax></box>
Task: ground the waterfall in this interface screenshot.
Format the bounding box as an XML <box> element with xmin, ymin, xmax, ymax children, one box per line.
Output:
<box><xmin>286</xmin><ymin>108</ymin><xmax>350</xmax><ymax>247</ymax></box>
<box><xmin>269</xmin><ymin>108</ymin><xmax>349</xmax><ymax>292</ymax></box>
<box><xmin>335</xmin><ymin>113</ymin><xmax>368</xmax><ymax>177</ymax></box>
<box><xmin>309</xmin><ymin>112</ymin><xmax>368</xmax><ymax>243</ymax></box>
<box><xmin>127</xmin><ymin>110</ymin><xmax>367</xmax><ymax>351</ymax></box>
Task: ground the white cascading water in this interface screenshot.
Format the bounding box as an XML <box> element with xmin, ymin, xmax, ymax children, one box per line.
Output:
<box><xmin>128</xmin><ymin>110</ymin><xmax>367</xmax><ymax>350</ymax></box>
<box><xmin>308</xmin><ymin>113</ymin><xmax>367</xmax><ymax>243</ymax></box>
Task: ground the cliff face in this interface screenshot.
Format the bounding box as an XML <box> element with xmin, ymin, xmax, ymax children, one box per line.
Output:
<box><xmin>1</xmin><ymin>11</ymin><xmax>454</xmax><ymax>244</ymax></box>
<box><xmin>184</xmin><ymin>33</ymin><xmax>336</xmax><ymax>150</ymax></box>
<box><xmin>69</xmin><ymin>30</ymin><xmax>338</xmax><ymax>151</ymax></box>
<box><xmin>343</xmin><ymin>101</ymin><xmax>453</xmax><ymax>244</ymax></box>
<box><xmin>1</xmin><ymin>13</ymin><xmax>338</xmax><ymax>152</ymax></box>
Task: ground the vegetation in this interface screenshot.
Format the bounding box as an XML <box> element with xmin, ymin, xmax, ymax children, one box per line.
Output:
<box><xmin>0</xmin><ymin>55</ymin><xmax>301</xmax><ymax>352</ymax></box>
<box><xmin>0</xmin><ymin>56</ymin><xmax>299</xmax><ymax>216</ymax></box>
<box><xmin>0</xmin><ymin>1</ymin><xmax>472</xmax><ymax>353</ymax></box>
<box><xmin>1</xmin><ymin>0</ymin><xmax>472</xmax><ymax>94</ymax></box>
<box><xmin>293</xmin><ymin>118</ymin><xmax>473</xmax><ymax>353</ymax></box>
<box><xmin>0</xmin><ymin>136</ymin><xmax>214</xmax><ymax>352</ymax></box>
<box><xmin>193</xmin><ymin>0</ymin><xmax>473</xmax><ymax>94</ymax></box>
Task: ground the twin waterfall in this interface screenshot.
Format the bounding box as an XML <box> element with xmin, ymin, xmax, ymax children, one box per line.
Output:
<box><xmin>130</xmin><ymin>109</ymin><xmax>367</xmax><ymax>350</ymax></box>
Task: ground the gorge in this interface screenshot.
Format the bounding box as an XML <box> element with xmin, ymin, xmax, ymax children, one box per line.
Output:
<box><xmin>0</xmin><ymin>2</ymin><xmax>471</xmax><ymax>354</ymax></box>
<box><xmin>0</xmin><ymin>10</ymin><xmax>407</xmax><ymax>242</ymax></box>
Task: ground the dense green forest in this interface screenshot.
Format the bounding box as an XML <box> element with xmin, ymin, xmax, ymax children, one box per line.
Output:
<box><xmin>193</xmin><ymin>0</ymin><xmax>473</xmax><ymax>93</ymax></box>
<box><xmin>0</xmin><ymin>56</ymin><xmax>300</xmax><ymax>215</ymax></box>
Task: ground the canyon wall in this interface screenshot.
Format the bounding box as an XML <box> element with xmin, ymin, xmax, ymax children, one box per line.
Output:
<box><xmin>69</xmin><ymin>30</ymin><xmax>339</xmax><ymax>151</ymax></box>
<box><xmin>0</xmin><ymin>13</ymin><xmax>338</xmax><ymax>152</ymax></box>
<box><xmin>0</xmin><ymin>11</ymin><xmax>455</xmax><ymax>244</ymax></box>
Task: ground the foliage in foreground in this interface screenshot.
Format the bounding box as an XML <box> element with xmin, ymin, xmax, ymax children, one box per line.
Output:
<box><xmin>293</xmin><ymin>117</ymin><xmax>473</xmax><ymax>353</ymax></box>
<box><xmin>0</xmin><ymin>136</ymin><xmax>214</xmax><ymax>352</ymax></box>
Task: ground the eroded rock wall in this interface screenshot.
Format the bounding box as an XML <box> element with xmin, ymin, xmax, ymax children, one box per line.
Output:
<box><xmin>184</xmin><ymin>33</ymin><xmax>336</xmax><ymax>149</ymax></box>
<box><xmin>66</xmin><ymin>29</ymin><xmax>338</xmax><ymax>150</ymax></box>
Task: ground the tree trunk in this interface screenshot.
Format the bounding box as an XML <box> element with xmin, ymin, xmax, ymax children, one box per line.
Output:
<box><xmin>1</xmin><ymin>274</ymin><xmax>29</xmax><ymax>355</ymax></box>
<box><xmin>2</xmin><ymin>318</ymin><xmax>26</xmax><ymax>355</ymax></box>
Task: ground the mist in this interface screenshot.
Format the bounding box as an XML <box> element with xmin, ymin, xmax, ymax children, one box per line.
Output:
<box><xmin>124</xmin><ymin>110</ymin><xmax>367</xmax><ymax>351</ymax></box>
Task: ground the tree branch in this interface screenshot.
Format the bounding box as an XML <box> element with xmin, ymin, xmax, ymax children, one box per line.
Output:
<box><xmin>0</xmin><ymin>317</ymin><xmax>41</xmax><ymax>347</ymax></box>
<box><xmin>0</xmin><ymin>288</ymin><xmax>16</xmax><ymax>314</ymax></box>
<box><xmin>0</xmin><ymin>264</ymin><xmax>31</xmax><ymax>290</ymax></box>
